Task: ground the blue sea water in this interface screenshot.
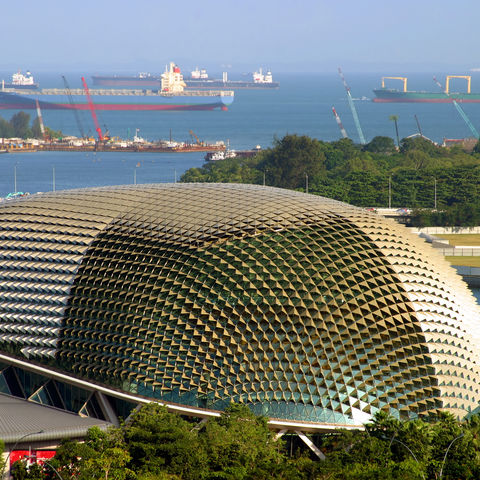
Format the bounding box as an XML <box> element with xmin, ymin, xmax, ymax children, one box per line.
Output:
<box><xmin>2</xmin><ymin>70</ymin><xmax>480</xmax><ymax>196</ymax></box>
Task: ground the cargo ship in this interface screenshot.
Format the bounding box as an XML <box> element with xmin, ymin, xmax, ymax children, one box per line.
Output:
<box><xmin>184</xmin><ymin>67</ymin><xmax>279</xmax><ymax>89</ymax></box>
<box><xmin>373</xmin><ymin>75</ymin><xmax>480</xmax><ymax>103</ymax></box>
<box><xmin>1</xmin><ymin>70</ymin><xmax>39</xmax><ymax>90</ymax></box>
<box><xmin>91</xmin><ymin>72</ymin><xmax>161</xmax><ymax>88</ymax></box>
<box><xmin>0</xmin><ymin>63</ymin><xmax>233</xmax><ymax>111</ymax></box>
<box><xmin>92</xmin><ymin>67</ymin><xmax>279</xmax><ymax>89</ymax></box>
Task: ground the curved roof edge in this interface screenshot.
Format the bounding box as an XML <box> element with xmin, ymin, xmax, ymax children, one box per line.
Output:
<box><xmin>0</xmin><ymin>352</ymin><xmax>364</xmax><ymax>433</ymax></box>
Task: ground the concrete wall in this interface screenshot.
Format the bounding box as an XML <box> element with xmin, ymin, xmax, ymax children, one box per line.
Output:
<box><xmin>409</xmin><ymin>226</ymin><xmax>480</xmax><ymax>235</ymax></box>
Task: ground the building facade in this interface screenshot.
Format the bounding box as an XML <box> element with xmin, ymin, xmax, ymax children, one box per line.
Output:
<box><xmin>0</xmin><ymin>183</ymin><xmax>479</xmax><ymax>430</ymax></box>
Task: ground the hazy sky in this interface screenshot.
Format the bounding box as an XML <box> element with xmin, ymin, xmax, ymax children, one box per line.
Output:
<box><xmin>2</xmin><ymin>0</ymin><xmax>480</xmax><ymax>73</ymax></box>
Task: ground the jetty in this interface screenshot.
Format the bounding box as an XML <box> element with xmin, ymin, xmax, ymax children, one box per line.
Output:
<box><xmin>0</xmin><ymin>135</ymin><xmax>227</xmax><ymax>154</ymax></box>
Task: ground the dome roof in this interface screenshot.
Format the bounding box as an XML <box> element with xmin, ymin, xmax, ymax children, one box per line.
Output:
<box><xmin>0</xmin><ymin>183</ymin><xmax>479</xmax><ymax>426</ymax></box>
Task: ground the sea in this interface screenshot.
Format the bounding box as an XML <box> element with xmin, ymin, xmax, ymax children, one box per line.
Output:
<box><xmin>1</xmin><ymin>70</ymin><xmax>480</xmax><ymax>301</ymax></box>
<box><xmin>2</xmin><ymin>70</ymin><xmax>480</xmax><ymax>196</ymax></box>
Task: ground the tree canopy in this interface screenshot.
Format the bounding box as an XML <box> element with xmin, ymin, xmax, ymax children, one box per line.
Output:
<box><xmin>11</xmin><ymin>405</ymin><xmax>480</xmax><ymax>480</ymax></box>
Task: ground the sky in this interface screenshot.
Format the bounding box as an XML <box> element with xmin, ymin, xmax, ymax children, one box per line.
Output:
<box><xmin>2</xmin><ymin>0</ymin><xmax>480</xmax><ymax>74</ymax></box>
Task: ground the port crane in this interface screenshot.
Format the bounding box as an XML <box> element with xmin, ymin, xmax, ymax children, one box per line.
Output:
<box><xmin>35</xmin><ymin>100</ymin><xmax>47</xmax><ymax>140</ymax></box>
<box><xmin>433</xmin><ymin>76</ymin><xmax>479</xmax><ymax>138</ymax></box>
<box><xmin>81</xmin><ymin>76</ymin><xmax>103</xmax><ymax>141</ymax></box>
<box><xmin>62</xmin><ymin>76</ymin><xmax>86</xmax><ymax>139</ymax></box>
<box><xmin>381</xmin><ymin>76</ymin><xmax>408</xmax><ymax>92</ymax></box>
<box><xmin>189</xmin><ymin>129</ymin><xmax>204</xmax><ymax>145</ymax></box>
<box><xmin>331</xmin><ymin>107</ymin><xmax>348</xmax><ymax>139</ymax></box>
<box><xmin>338</xmin><ymin>68</ymin><xmax>366</xmax><ymax>144</ymax></box>
<box><xmin>444</xmin><ymin>75</ymin><xmax>471</xmax><ymax>95</ymax></box>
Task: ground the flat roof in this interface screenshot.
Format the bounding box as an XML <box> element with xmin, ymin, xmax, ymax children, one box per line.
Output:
<box><xmin>0</xmin><ymin>393</ymin><xmax>112</xmax><ymax>444</ymax></box>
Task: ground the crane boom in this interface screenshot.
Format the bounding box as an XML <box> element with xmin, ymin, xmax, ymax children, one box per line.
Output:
<box><xmin>35</xmin><ymin>100</ymin><xmax>46</xmax><ymax>139</ymax></box>
<box><xmin>62</xmin><ymin>76</ymin><xmax>86</xmax><ymax>139</ymax></box>
<box><xmin>433</xmin><ymin>76</ymin><xmax>479</xmax><ymax>138</ymax></box>
<box><xmin>338</xmin><ymin>68</ymin><xmax>366</xmax><ymax>144</ymax></box>
<box><xmin>332</xmin><ymin>107</ymin><xmax>348</xmax><ymax>139</ymax></box>
<box><xmin>81</xmin><ymin>76</ymin><xmax>103</xmax><ymax>141</ymax></box>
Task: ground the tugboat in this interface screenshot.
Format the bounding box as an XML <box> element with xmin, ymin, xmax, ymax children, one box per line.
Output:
<box><xmin>1</xmin><ymin>71</ymin><xmax>39</xmax><ymax>90</ymax></box>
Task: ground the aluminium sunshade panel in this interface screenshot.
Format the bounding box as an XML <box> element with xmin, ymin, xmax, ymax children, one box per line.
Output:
<box><xmin>0</xmin><ymin>184</ymin><xmax>478</xmax><ymax>425</ymax></box>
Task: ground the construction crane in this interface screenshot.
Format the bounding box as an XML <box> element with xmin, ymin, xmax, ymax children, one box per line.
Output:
<box><xmin>35</xmin><ymin>100</ymin><xmax>47</xmax><ymax>140</ymax></box>
<box><xmin>189</xmin><ymin>129</ymin><xmax>203</xmax><ymax>145</ymax></box>
<box><xmin>414</xmin><ymin>114</ymin><xmax>423</xmax><ymax>136</ymax></box>
<box><xmin>338</xmin><ymin>68</ymin><xmax>366</xmax><ymax>144</ymax></box>
<box><xmin>62</xmin><ymin>76</ymin><xmax>86</xmax><ymax>139</ymax></box>
<box><xmin>81</xmin><ymin>76</ymin><xmax>103</xmax><ymax>141</ymax></box>
<box><xmin>332</xmin><ymin>106</ymin><xmax>348</xmax><ymax>139</ymax></box>
<box><xmin>433</xmin><ymin>76</ymin><xmax>479</xmax><ymax>138</ymax></box>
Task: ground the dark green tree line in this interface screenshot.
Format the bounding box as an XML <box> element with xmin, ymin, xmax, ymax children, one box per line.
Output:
<box><xmin>0</xmin><ymin>112</ymin><xmax>62</xmax><ymax>139</ymax></box>
<box><xmin>10</xmin><ymin>406</ymin><xmax>480</xmax><ymax>480</ymax></box>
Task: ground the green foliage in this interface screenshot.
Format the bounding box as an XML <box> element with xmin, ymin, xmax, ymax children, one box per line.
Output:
<box><xmin>38</xmin><ymin>406</ymin><xmax>480</xmax><ymax>480</ymax></box>
<box><xmin>0</xmin><ymin>116</ymin><xmax>14</xmax><ymax>138</ymax></box>
<box><xmin>0</xmin><ymin>112</ymin><xmax>61</xmax><ymax>140</ymax></box>
<box><xmin>399</xmin><ymin>135</ymin><xmax>441</xmax><ymax>156</ymax></box>
<box><xmin>10</xmin><ymin>112</ymin><xmax>32</xmax><ymax>139</ymax></box>
<box><xmin>180</xmin><ymin>155</ymin><xmax>261</xmax><ymax>184</ymax></box>
<box><xmin>363</xmin><ymin>135</ymin><xmax>396</xmax><ymax>154</ymax></box>
<box><xmin>257</xmin><ymin>135</ymin><xmax>327</xmax><ymax>189</ymax></box>
<box><xmin>124</xmin><ymin>403</ymin><xmax>206</xmax><ymax>480</ymax></box>
<box><xmin>201</xmin><ymin>403</ymin><xmax>284</xmax><ymax>479</ymax></box>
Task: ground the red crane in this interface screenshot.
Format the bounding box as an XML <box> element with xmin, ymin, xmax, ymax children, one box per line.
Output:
<box><xmin>81</xmin><ymin>76</ymin><xmax>103</xmax><ymax>141</ymax></box>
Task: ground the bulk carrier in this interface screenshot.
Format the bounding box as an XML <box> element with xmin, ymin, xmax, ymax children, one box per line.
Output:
<box><xmin>92</xmin><ymin>67</ymin><xmax>279</xmax><ymax>89</ymax></box>
<box><xmin>0</xmin><ymin>63</ymin><xmax>234</xmax><ymax>111</ymax></box>
<box><xmin>373</xmin><ymin>75</ymin><xmax>480</xmax><ymax>103</ymax></box>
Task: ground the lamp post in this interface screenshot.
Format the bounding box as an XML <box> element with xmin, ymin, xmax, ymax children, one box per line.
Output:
<box><xmin>439</xmin><ymin>433</ymin><xmax>464</xmax><ymax>480</ymax></box>
<box><xmin>388</xmin><ymin>175</ymin><xmax>392</xmax><ymax>209</ymax></box>
<box><xmin>388</xmin><ymin>437</ymin><xmax>425</xmax><ymax>480</ymax></box>
<box><xmin>41</xmin><ymin>459</ymin><xmax>63</xmax><ymax>480</ymax></box>
<box><xmin>1</xmin><ymin>430</ymin><xmax>44</xmax><ymax>479</ymax></box>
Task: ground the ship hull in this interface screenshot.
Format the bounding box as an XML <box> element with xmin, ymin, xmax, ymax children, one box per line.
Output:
<box><xmin>0</xmin><ymin>89</ymin><xmax>234</xmax><ymax>111</ymax></box>
<box><xmin>373</xmin><ymin>88</ymin><xmax>480</xmax><ymax>103</ymax></box>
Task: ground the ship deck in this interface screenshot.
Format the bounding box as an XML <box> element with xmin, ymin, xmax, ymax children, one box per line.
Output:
<box><xmin>1</xmin><ymin>87</ymin><xmax>234</xmax><ymax>97</ymax></box>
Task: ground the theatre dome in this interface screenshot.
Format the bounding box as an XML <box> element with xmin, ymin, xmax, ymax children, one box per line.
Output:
<box><xmin>0</xmin><ymin>183</ymin><xmax>479</xmax><ymax>426</ymax></box>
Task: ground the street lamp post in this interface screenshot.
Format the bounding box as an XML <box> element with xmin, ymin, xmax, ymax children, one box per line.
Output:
<box><xmin>1</xmin><ymin>430</ymin><xmax>44</xmax><ymax>479</ymax></box>
<box><xmin>439</xmin><ymin>433</ymin><xmax>465</xmax><ymax>480</ymax></box>
<box><xmin>388</xmin><ymin>437</ymin><xmax>425</xmax><ymax>480</ymax></box>
<box><xmin>41</xmin><ymin>459</ymin><xmax>63</xmax><ymax>480</ymax></box>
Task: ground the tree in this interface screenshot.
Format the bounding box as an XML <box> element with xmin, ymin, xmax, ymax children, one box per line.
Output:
<box><xmin>257</xmin><ymin>135</ymin><xmax>327</xmax><ymax>189</ymax></box>
<box><xmin>200</xmin><ymin>403</ymin><xmax>285</xmax><ymax>479</ymax></box>
<box><xmin>363</xmin><ymin>136</ymin><xmax>396</xmax><ymax>154</ymax></box>
<box><xmin>0</xmin><ymin>116</ymin><xmax>14</xmax><ymax>138</ymax></box>
<box><xmin>81</xmin><ymin>426</ymin><xmax>132</xmax><ymax>480</ymax></box>
<box><xmin>52</xmin><ymin>427</ymin><xmax>132</xmax><ymax>480</ymax></box>
<box><xmin>10</xmin><ymin>112</ymin><xmax>32</xmax><ymax>138</ymax></box>
<box><xmin>124</xmin><ymin>403</ymin><xmax>206</xmax><ymax>480</ymax></box>
<box><xmin>400</xmin><ymin>136</ymin><xmax>440</xmax><ymax>156</ymax></box>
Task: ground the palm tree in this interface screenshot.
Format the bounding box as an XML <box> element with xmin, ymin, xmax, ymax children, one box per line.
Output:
<box><xmin>389</xmin><ymin>114</ymin><xmax>400</xmax><ymax>147</ymax></box>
